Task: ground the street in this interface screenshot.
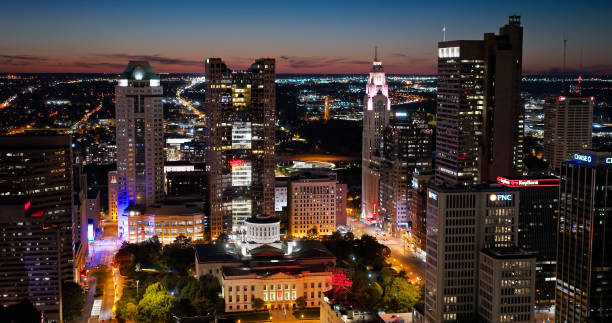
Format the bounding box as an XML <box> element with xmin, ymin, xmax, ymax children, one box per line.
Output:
<box><xmin>85</xmin><ymin>214</ymin><xmax>122</xmax><ymax>322</ymax></box>
<box><xmin>351</xmin><ymin>219</ymin><xmax>425</xmax><ymax>284</ymax></box>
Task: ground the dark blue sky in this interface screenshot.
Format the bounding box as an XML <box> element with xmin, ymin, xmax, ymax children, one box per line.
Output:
<box><xmin>1</xmin><ymin>0</ymin><xmax>611</xmax><ymax>73</ymax></box>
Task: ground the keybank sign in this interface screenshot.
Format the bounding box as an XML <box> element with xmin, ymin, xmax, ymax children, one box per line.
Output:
<box><xmin>573</xmin><ymin>154</ymin><xmax>612</xmax><ymax>164</ymax></box>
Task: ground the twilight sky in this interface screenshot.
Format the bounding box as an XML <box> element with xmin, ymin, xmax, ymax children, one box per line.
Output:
<box><xmin>1</xmin><ymin>0</ymin><xmax>611</xmax><ymax>74</ymax></box>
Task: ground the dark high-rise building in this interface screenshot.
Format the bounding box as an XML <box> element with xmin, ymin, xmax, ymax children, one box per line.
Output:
<box><xmin>0</xmin><ymin>134</ymin><xmax>74</xmax><ymax>321</ymax></box>
<box><xmin>378</xmin><ymin>108</ymin><xmax>433</xmax><ymax>232</ymax></box>
<box><xmin>496</xmin><ymin>175</ymin><xmax>560</xmax><ymax>308</ymax></box>
<box><xmin>205</xmin><ymin>58</ymin><xmax>275</xmax><ymax>238</ymax></box>
<box><xmin>115</xmin><ymin>61</ymin><xmax>164</xmax><ymax>239</ymax></box>
<box><xmin>556</xmin><ymin>150</ymin><xmax>612</xmax><ymax>322</ymax></box>
<box><xmin>410</xmin><ymin>169</ymin><xmax>433</xmax><ymax>253</ymax></box>
<box><xmin>436</xmin><ymin>16</ymin><xmax>524</xmax><ymax>185</ymax></box>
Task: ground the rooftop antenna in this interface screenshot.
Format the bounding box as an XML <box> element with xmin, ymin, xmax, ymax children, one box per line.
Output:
<box><xmin>579</xmin><ymin>47</ymin><xmax>583</xmax><ymax>70</ymax></box>
<box><xmin>374</xmin><ymin>46</ymin><xmax>378</xmax><ymax>61</ymax></box>
<box><xmin>442</xmin><ymin>25</ymin><xmax>446</xmax><ymax>41</ymax></box>
<box><xmin>563</xmin><ymin>33</ymin><xmax>568</xmax><ymax>75</ymax></box>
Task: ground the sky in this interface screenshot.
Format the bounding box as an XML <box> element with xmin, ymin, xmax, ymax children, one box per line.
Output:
<box><xmin>1</xmin><ymin>0</ymin><xmax>611</xmax><ymax>74</ymax></box>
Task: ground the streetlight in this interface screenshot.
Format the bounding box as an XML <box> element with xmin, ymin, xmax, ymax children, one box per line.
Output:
<box><xmin>301</xmin><ymin>314</ymin><xmax>304</xmax><ymax>323</ymax></box>
<box><xmin>136</xmin><ymin>280</ymin><xmax>140</xmax><ymax>300</ymax></box>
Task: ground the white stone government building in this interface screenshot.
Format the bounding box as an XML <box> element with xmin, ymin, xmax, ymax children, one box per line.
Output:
<box><xmin>195</xmin><ymin>214</ymin><xmax>336</xmax><ymax>312</ymax></box>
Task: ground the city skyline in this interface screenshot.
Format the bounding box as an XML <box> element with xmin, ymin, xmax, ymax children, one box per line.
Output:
<box><xmin>1</xmin><ymin>0</ymin><xmax>611</xmax><ymax>74</ymax></box>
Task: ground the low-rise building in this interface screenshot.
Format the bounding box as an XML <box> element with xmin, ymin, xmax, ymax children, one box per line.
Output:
<box><xmin>195</xmin><ymin>214</ymin><xmax>336</xmax><ymax>312</ymax></box>
<box><xmin>126</xmin><ymin>200</ymin><xmax>205</xmax><ymax>244</ymax></box>
<box><xmin>320</xmin><ymin>286</ymin><xmax>377</xmax><ymax>323</ymax></box>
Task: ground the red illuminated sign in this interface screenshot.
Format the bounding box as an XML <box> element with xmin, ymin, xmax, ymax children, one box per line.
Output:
<box><xmin>31</xmin><ymin>210</ymin><xmax>44</xmax><ymax>217</ymax></box>
<box><xmin>496</xmin><ymin>176</ymin><xmax>559</xmax><ymax>188</ymax></box>
<box><xmin>229</xmin><ymin>159</ymin><xmax>245</xmax><ymax>168</ymax></box>
<box><xmin>327</xmin><ymin>272</ymin><xmax>353</xmax><ymax>287</ymax></box>
<box><xmin>372</xmin><ymin>200</ymin><xmax>377</xmax><ymax>217</ymax></box>
<box><xmin>24</xmin><ymin>201</ymin><xmax>31</xmax><ymax>210</ymax></box>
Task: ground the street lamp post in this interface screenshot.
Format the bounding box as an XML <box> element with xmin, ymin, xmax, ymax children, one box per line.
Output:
<box><xmin>136</xmin><ymin>280</ymin><xmax>140</xmax><ymax>300</ymax></box>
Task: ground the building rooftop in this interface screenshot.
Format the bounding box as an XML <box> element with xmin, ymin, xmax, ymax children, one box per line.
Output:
<box><xmin>430</xmin><ymin>182</ymin><xmax>514</xmax><ymax>193</ymax></box>
<box><xmin>120</xmin><ymin>61</ymin><xmax>158</xmax><ymax>80</ymax></box>
<box><xmin>290</xmin><ymin>168</ymin><xmax>337</xmax><ymax>181</ymax></box>
<box><xmin>223</xmin><ymin>263</ymin><xmax>328</xmax><ymax>278</ymax></box>
<box><xmin>245</xmin><ymin>214</ymin><xmax>280</xmax><ymax>224</ymax></box>
<box><xmin>195</xmin><ymin>240</ymin><xmax>335</xmax><ymax>264</ymax></box>
<box><xmin>481</xmin><ymin>246</ymin><xmax>537</xmax><ymax>260</ymax></box>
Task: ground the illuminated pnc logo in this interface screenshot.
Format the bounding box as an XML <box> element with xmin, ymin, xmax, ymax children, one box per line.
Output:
<box><xmin>489</xmin><ymin>194</ymin><xmax>512</xmax><ymax>202</ymax></box>
<box><xmin>574</xmin><ymin>154</ymin><xmax>592</xmax><ymax>162</ymax></box>
<box><xmin>428</xmin><ymin>191</ymin><xmax>438</xmax><ymax>200</ymax></box>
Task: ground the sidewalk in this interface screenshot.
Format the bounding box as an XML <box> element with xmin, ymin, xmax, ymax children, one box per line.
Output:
<box><xmin>80</xmin><ymin>277</ymin><xmax>97</xmax><ymax>323</ymax></box>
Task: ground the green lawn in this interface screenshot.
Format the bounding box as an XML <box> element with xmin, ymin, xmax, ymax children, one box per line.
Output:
<box><xmin>292</xmin><ymin>308</ymin><xmax>320</xmax><ymax>320</ymax></box>
<box><xmin>222</xmin><ymin>310</ymin><xmax>271</xmax><ymax>322</ymax></box>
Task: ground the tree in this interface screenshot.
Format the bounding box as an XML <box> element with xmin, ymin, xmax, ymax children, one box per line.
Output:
<box><xmin>193</xmin><ymin>297</ymin><xmax>215</xmax><ymax>316</ymax></box>
<box><xmin>116</xmin><ymin>296</ymin><xmax>138</xmax><ymax>323</ymax></box>
<box><xmin>62</xmin><ymin>282</ymin><xmax>85</xmax><ymax>322</ymax></box>
<box><xmin>252</xmin><ymin>298</ymin><xmax>264</xmax><ymax>311</ymax></box>
<box><xmin>137</xmin><ymin>283</ymin><xmax>174</xmax><ymax>323</ymax></box>
<box><xmin>215</xmin><ymin>233</ymin><xmax>229</xmax><ymax>244</ymax></box>
<box><xmin>161</xmin><ymin>242</ymin><xmax>195</xmax><ymax>275</ymax></box>
<box><xmin>307</xmin><ymin>226</ymin><xmax>318</xmax><ymax>239</ymax></box>
<box><xmin>295</xmin><ymin>296</ymin><xmax>306</xmax><ymax>309</ymax></box>
<box><xmin>379</xmin><ymin>267</ymin><xmax>394</xmax><ymax>287</ymax></box>
<box><xmin>382</xmin><ymin>277</ymin><xmax>421</xmax><ymax>312</ymax></box>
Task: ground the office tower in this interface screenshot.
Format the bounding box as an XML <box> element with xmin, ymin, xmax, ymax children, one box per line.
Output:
<box><xmin>0</xmin><ymin>134</ymin><xmax>74</xmax><ymax>321</ymax></box>
<box><xmin>556</xmin><ymin>150</ymin><xmax>612</xmax><ymax>322</ymax></box>
<box><xmin>205</xmin><ymin>58</ymin><xmax>275</xmax><ymax>238</ymax></box>
<box><xmin>72</xmin><ymin>165</ymin><xmax>88</xmax><ymax>280</ymax></box>
<box><xmin>436</xmin><ymin>16</ymin><xmax>524</xmax><ymax>185</ymax></box>
<box><xmin>424</xmin><ymin>184</ymin><xmax>522</xmax><ymax>322</ymax></box>
<box><xmin>543</xmin><ymin>95</ymin><xmax>594</xmax><ymax>172</ymax></box>
<box><xmin>362</xmin><ymin>48</ymin><xmax>390</xmax><ymax>222</ymax></box>
<box><xmin>410</xmin><ymin>169</ymin><xmax>433</xmax><ymax>253</ymax></box>
<box><xmin>379</xmin><ymin>108</ymin><xmax>433</xmax><ymax>232</ymax></box>
<box><xmin>288</xmin><ymin>169</ymin><xmax>338</xmax><ymax>238</ymax></box>
<box><xmin>496</xmin><ymin>175</ymin><xmax>559</xmax><ymax>307</ymax></box>
<box><xmin>0</xmin><ymin>199</ymin><xmax>68</xmax><ymax>321</ymax></box>
<box><xmin>336</xmin><ymin>183</ymin><xmax>348</xmax><ymax>226</ymax></box>
<box><xmin>478</xmin><ymin>247</ymin><xmax>536</xmax><ymax>323</ymax></box>
<box><xmin>108</xmin><ymin>170</ymin><xmax>117</xmax><ymax>220</ymax></box>
<box><xmin>115</xmin><ymin>61</ymin><xmax>164</xmax><ymax>239</ymax></box>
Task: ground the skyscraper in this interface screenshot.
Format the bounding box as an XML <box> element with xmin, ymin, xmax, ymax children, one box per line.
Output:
<box><xmin>496</xmin><ymin>175</ymin><xmax>559</xmax><ymax>307</ymax></box>
<box><xmin>424</xmin><ymin>184</ymin><xmax>535</xmax><ymax>322</ymax></box>
<box><xmin>543</xmin><ymin>94</ymin><xmax>593</xmax><ymax>172</ymax></box>
<box><xmin>435</xmin><ymin>16</ymin><xmax>524</xmax><ymax>185</ymax></box>
<box><xmin>556</xmin><ymin>150</ymin><xmax>612</xmax><ymax>322</ymax></box>
<box><xmin>205</xmin><ymin>58</ymin><xmax>275</xmax><ymax>238</ymax></box>
<box><xmin>362</xmin><ymin>48</ymin><xmax>390</xmax><ymax>222</ymax></box>
<box><xmin>0</xmin><ymin>134</ymin><xmax>74</xmax><ymax>321</ymax></box>
<box><xmin>115</xmin><ymin>61</ymin><xmax>164</xmax><ymax>239</ymax></box>
<box><xmin>378</xmin><ymin>108</ymin><xmax>433</xmax><ymax>232</ymax></box>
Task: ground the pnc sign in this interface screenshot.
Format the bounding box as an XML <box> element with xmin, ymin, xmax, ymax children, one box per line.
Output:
<box><xmin>489</xmin><ymin>194</ymin><xmax>512</xmax><ymax>202</ymax></box>
<box><xmin>428</xmin><ymin>191</ymin><xmax>438</xmax><ymax>200</ymax></box>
